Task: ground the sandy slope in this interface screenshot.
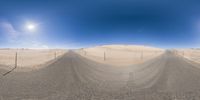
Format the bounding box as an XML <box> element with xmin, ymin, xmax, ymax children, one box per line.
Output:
<box><xmin>75</xmin><ymin>45</ymin><xmax>164</xmax><ymax>66</ymax></box>
<box><xmin>176</xmin><ymin>49</ymin><xmax>200</xmax><ymax>64</ymax></box>
<box><xmin>0</xmin><ymin>50</ymin><xmax>200</xmax><ymax>100</ymax></box>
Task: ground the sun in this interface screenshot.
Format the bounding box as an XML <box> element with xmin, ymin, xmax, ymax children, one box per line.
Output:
<box><xmin>26</xmin><ymin>23</ymin><xmax>37</xmax><ymax>32</ymax></box>
<box><xmin>27</xmin><ymin>24</ymin><xmax>35</xmax><ymax>30</ymax></box>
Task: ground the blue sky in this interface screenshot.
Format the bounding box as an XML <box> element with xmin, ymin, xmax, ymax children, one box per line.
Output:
<box><xmin>0</xmin><ymin>0</ymin><xmax>200</xmax><ymax>49</ymax></box>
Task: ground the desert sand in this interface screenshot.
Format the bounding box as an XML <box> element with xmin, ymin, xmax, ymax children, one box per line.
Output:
<box><xmin>176</xmin><ymin>49</ymin><xmax>200</xmax><ymax>63</ymax></box>
<box><xmin>75</xmin><ymin>45</ymin><xmax>164</xmax><ymax>66</ymax></box>
<box><xmin>0</xmin><ymin>45</ymin><xmax>200</xmax><ymax>100</ymax></box>
<box><xmin>0</xmin><ymin>49</ymin><xmax>67</xmax><ymax>70</ymax></box>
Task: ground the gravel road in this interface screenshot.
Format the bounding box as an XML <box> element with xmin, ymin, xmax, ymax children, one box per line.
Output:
<box><xmin>0</xmin><ymin>51</ymin><xmax>200</xmax><ymax>100</ymax></box>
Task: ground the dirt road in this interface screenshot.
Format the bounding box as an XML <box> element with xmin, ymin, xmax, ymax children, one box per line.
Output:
<box><xmin>0</xmin><ymin>51</ymin><xmax>200</xmax><ymax>100</ymax></box>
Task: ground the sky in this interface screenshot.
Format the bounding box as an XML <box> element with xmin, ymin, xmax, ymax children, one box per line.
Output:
<box><xmin>0</xmin><ymin>0</ymin><xmax>200</xmax><ymax>49</ymax></box>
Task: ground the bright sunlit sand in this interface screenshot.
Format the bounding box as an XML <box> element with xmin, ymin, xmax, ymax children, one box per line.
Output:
<box><xmin>0</xmin><ymin>49</ymin><xmax>67</xmax><ymax>70</ymax></box>
<box><xmin>75</xmin><ymin>45</ymin><xmax>164</xmax><ymax>66</ymax></box>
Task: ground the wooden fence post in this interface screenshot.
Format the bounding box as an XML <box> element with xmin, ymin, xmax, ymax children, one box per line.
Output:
<box><xmin>84</xmin><ymin>51</ymin><xmax>86</xmax><ymax>56</ymax></box>
<box><xmin>55</xmin><ymin>52</ymin><xmax>57</xmax><ymax>59</ymax></box>
<box><xmin>3</xmin><ymin>52</ymin><xmax>18</xmax><ymax>76</ymax></box>
<box><xmin>15</xmin><ymin>52</ymin><xmax>18</xmax><ymax>68</ymax></box>
<box><xmin>104</xmin><ymin>51</ymin><xmax>106</xmax><ymax>61</ymax></box>
<box><xmin>141</xmin><ymin>51</ymin><xmax>143</xmax><ymax>60</ymax></box>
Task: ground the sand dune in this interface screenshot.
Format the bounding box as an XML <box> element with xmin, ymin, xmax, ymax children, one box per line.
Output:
<box><xmin>75</xmin><ymin>45</ymin><xmax>164</xmax><ymax>66</ymax></box>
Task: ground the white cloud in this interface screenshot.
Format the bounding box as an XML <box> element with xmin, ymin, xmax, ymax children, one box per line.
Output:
<box><xmin>0</xmin><ymin>21</ymin><xmax>19</xmax><ymax>37</ymax></box>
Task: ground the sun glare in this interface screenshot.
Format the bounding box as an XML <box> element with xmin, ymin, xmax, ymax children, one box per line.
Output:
<box><xmin>26</xmin><ymin>23</ymin><xmax>37</xmax><ymax>32</ymax></box>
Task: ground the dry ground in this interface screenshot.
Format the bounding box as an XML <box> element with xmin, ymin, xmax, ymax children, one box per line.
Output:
<box><xmin>0</xmin><ymin>46</ymin><xmax>200</xmax><ymax>100</ymax></box>
<box><xmin>75</xmin><ymin>45</ymin><xmax>164</xmax><ymax>66</ymax></box>
<box><xmin>0</xmin><ymin>49</ymin><xmax>67</xmax><ymax>70</ymax></box>
<box><xmin>176</xmin><ymin>49</ymin><xmax>200</xmax><ymax>63</ymax></box>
